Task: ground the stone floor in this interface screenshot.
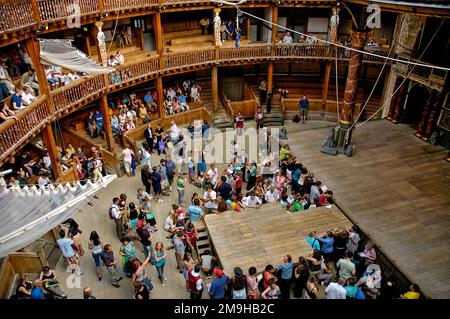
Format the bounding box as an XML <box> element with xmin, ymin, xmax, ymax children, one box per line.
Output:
<box><xmin>54</xmin><ymin>120</ymin><xmax>336</xmax><ymax>299</ymax></box>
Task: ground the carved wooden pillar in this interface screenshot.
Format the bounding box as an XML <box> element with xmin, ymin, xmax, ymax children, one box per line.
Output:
<box><xmin>213</xmin><ymin>8</ymin><xmax>222</xmax><ymax>47</ymax></box>
<box><xmin>42</xmin><ymin>124</ymin><xmax>63</xmax><ymax>180</ymax></box>
<box><xmin>153</xmin><ymin>12</ymin><xmax>164</xmax><ymax>69</ymax></box>
<box><xmin>416</xmin><ymin>88</ymin><xmax>433</xmax><ymax>137</ymax></box>
<box><xmin>387</xmin><ymin>77</ymin><xmax>401</xmax><ymax>120</ymax></box>
<box><xmin>100</xmin><ymin>95</ymin><xmax>115</xmax><ymax>152</ymax></box>
<box><xmin>156</xmin><ymin>77</ymin><xmax>164</xmax><ymax>119</ymax></box>
<box><xmin>25</xmin><ymin>38</ymin><xmax>50</xmax><ymax>97</ymax></box>
<box><xmin>211</xmin><ymin>65</ymin><xmax>218</xmax><ymax>115</ymax></box>
<box><xmin>92</xmin><ymin>21</ymin><xmax>108</xmax><ymax>67</ymax></box>
<box><xmin>270</xmin><ymin>5</ymin><xmax>278</xmax><ymax>57</ymax></box>
<box><xmin>246</xmin><ymin>16</ymin><xmax>251</xmax><ymax>40</ymax></box>
<box><xmin>391</xmin><ymin>79</ymin><xmax>408</xmax><ymax>123</ymax></box>
<box><xmin>424</xmin><ymin>91</ymin><xmax>442</xmax><ymax>140</ymax></box>
<box><xmin>267</xmin><ymin>63</ymin><xmax>274</xmax><ymax>107</ymax></box>
<box><xmin>340</xmin><ymin>31</ymin><xmax>366</xmax><ymax>126</ymax></box>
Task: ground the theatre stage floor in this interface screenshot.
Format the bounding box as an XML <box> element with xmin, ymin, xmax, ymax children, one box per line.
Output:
<box><xmin>286</xmin><ymin>120</ymin><xmax>450</xmax><ymax>299</ymax></box>
<box><xmin>205</xmin><ymin>205</ymin><xmax>352</xmax><ymax>276</ymax></box>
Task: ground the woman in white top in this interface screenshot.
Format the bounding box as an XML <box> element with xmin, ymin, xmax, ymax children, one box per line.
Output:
<box><xmin>122</xmin><ymin>146</ymin><xmax>134</xmax><ymax>177</ymax></box>
<box><xmin>88</xmin><ymin>231</ymin><xmax>104</xmax><ymax>280</ymax></box>
<box><xmin>190</xmin><ymin>84</ymin><xmax>202</xmax><ymax>103</ymax></box>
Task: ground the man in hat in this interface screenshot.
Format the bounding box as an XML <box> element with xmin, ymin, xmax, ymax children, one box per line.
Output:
<box><xmin>209</xmin><ymin>268</ymin><xmax>230</xmax><ymax>299</ymax></box>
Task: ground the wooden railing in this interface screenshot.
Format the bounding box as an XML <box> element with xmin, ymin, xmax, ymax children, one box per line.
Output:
<box><xmin>58</xmin><ymin>164</ymin><xmax>79</xmax><ymax>183</ymax></box>
<box><xmin>100</xmin><ymin>147</ymin><xmax>121</xmax><ymax>176</ymax></box>
<box><xmin>275</xmin><ymin>43</ymin><xmax>330</xmax><ymax>58</ymax></box>
<box><xmin>163</xmin><ymin>49</ymin><xmax>215</xmax><ymax>70</ymax></box>
<box><xmin>219</xmin><ymin>88</ymin><xmax>234</xmax><ymax>121</ymax></box>
<box><xmin>37</xmin><ymin>0</ymin><xmax>99</xmax><ymax>22</ymax></box>
<box><xmin>51</xmin><ymin>75</ymin><xmax>105</xmax><ymax>115</ymax></box>
<box><xmin>0</xmin><ymin>0</ymin><xmax>35</xmax><ymax>32</ymax></box>
<box><xmin>103</xmin><ymin>0</ymin><xmax>158</xmax><ymax>11</ymax></box>
<box><xmin>109</xmin><ymin>56</ymin><xmax>160</xmax><ymax>87</ymax></box>
<box><xmin>219</xmin><ymin>44</ymin><xmax>272</xmax><ymax>61</ymax></box>
<box><xmin>0</xmin><ymin>97</ymin><xmax>50</xmax><ymax>160</ymax></box>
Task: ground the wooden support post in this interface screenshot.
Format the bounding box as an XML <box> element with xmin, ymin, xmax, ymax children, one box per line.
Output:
<box><xmin>25</xmin><ymin>38</ymin><xmax>50</xmax><ymax>97</ymax></box>
<box><xmin>153</xmin><ymin>12</ymin><xmax>164</xmax><ymax>69</ymax></box>
<box><xmin>42</xmin><ymin>125</ymin><xmax>63</xmax><ymax>181</ymax></box>
<box><xmin>322</xmin><ymin>62</ymin><xmax>332</xmax><ymax>113</ymax></box>
<box><xmin>30</xmin><ymin>0</ymin><xmax>41</xmax><ymax>24</ymax></box>
<box><xmin>211</xmin><ymin>66</ymin><xmax>218</xmax><ymax>114</ymax></box>
<box><xmin>100</xmin><ymin>95</ymin><xmax>115</xmax><ymax>152</ymax></box>
<box><xmin>135</xmin><ymin>27</ymin><xmax>145</xmax><ymax>50</ymax></box>
<box><xmin>98</xmin><ymin>0</ymin><xmax>104</xmax><ymax>12</ymax></box>
<box><xmin>156</xmin><ymin>77</ymin><xmax>164</xmax><ymax>119</ymax></box>
<box><xmin>246</xmin><ymin>16</ymin><xmax>251</xmax><ymax>40</ymax></box>
<box><xmin>271</xmin><ymin>5</ymin><xmax>278</xmax><ymax>56</ymax></box>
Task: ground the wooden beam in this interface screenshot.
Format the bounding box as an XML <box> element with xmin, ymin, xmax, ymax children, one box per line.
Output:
<box><xmin>211</xmin><ymin>66</ymin><xmax>218</xmax><ymax>115</ymax></box>
<box><xmin>99</xmin><ymin>95</ymin><xmax>115</xmax><ymax>152</ymax></box>
<box><xmin>25</xmin><ymin>38</ymin><xmax>50</xmax><ymax>97</ymax></box>
<box><xmin>267</xmin><ymin>62</ymin><xmax>273</xmax><ymax>95</ymax></box>
<box><xmin>41</xmin><ymin>125</ymin><xmax>63</xmax><ymax>181</ymax></box>
<box><xmin>156</xmin><ymin>76</ymin><xmax>164</xmax><ymax>119</ymax></box>
<box><xmin>322</xmin><ymin>62</ymin><xmax>332</xmax><ymax>113</ymax></box>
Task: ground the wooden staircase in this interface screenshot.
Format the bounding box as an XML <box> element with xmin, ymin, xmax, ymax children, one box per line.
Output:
<box><xmin>248</xmin><ymin>81</ymin><xmax>284</xmax><ymax>127</ymax></box>
<box><xmin>192</xmin><ymin>220</ymin><xmax>212</xmax><ymax>256</ymax></box>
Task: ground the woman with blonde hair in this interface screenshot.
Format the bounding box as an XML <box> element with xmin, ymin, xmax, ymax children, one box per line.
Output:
<box><xmin>83</xmin><ymin>287</ymin><xmax>96</xmax><ymax>299</ymax></box>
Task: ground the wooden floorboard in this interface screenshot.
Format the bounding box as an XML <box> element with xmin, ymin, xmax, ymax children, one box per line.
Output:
<box><xmin>286</xmin><ymin>120</ymin><xmax>450</xmax><ymax>299</ymax></box>
<box><xmin>205</xmin><ymin>205</ymin><xmax>351</xmax><ymax>276</ymax></box>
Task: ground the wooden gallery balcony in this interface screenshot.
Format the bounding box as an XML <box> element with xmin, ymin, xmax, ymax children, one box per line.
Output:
<box><xmin>0</xmin><ymin>43</ymin><xmax>391</xmax><ymax>162</ymax></box>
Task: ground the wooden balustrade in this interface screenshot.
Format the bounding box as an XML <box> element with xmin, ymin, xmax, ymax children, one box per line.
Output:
<box><xmin>110</xmin><ymin>57</ymin><xmax>159</xmax><ymax>86</ymax></box>
<box><xmin>51</xmin><ymin>75</ymin><xmax>105</xmax><ymax>115</ymax></box>
<box><xmin>103</xmin><ymin>0</ymin><xmax>158</xmax><ymax>11</ymax></box>
<box><xmin>163</xmin><ymin>49</ymin><xmax>215</xmax><ymax>70</ymax></box>
<box><xmin>0</xmin><ymin>0</ymin><xmax>35</xmax><ymax>32</ymax></box>
<box><xmin>275</xmin><ymin>44</ymin><xmax>329</xmax><ymax>58</ymax></box>
<box><xmin>219</xmin><ymin>44</ymin><xmax>272</xmax><ymax>61</ymax></box>
<box><xmin>363</xmin><ymin>47</ymin><xmax>390</xmax><ymax>63</ymax></box>
<box><xmin>163</xmin><ymin>0</ymin><xmax>205</xmax><ymax>4</ymax></box>
<box><xmin>0</xmin><ymin>97</ymin><xmax>50</xmax><ymax>159</ymax></box>
<box><xmin>37</xmin><ymin>0</ymin><xmax>99</xmax><ymax>22</ymax></box>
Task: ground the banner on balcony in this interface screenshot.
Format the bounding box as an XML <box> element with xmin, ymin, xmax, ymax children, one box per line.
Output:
<box><xmin>0</xmin><ymin>174</ymin><xmax>117</xmax><ymax>258</ymax></box>
<box><xmin>39</xmin><ymin>39</ymin><xmax>116</xmax><ymax>75</ymax></box>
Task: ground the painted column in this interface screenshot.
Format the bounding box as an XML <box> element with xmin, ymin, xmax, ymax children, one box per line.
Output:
<box><xmin>424</xmin><ymin>91</ymin><xmax>442</xmax><ymax>140</ymax></box>
<box><xmin>340</xmin><ymin>30</ymin><xmax>366</xmax><ymax>125</ymax></box>
<box><xmin>213</xmin><ymin>8</ymin><xmax>222</xmax><ymax>47</ymax></box>
<box><xmin>100</xmin><ymin>95</ymin><xmax>115</xmax><ymax>152</ymax></box>
<box><xmin>391</xmin><ymin>78</ymin><xmax>408</xmax><ymax>123</ymax></box>
<box><xmin>42</xmin><ymin>125</ymin><xmax>63</xmax><ymax>180</ymax></box>
<box><xmin>211</xmin><ymin>65</ymin><xmax>218</xmax><ymax>114</ymax></box>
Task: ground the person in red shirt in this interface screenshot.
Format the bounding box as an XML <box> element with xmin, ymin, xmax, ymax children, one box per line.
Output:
<box><xmin>235</xmin><ymin>111</ymin><xmax>244</xmax><ymax>136</ymax></box>
<box><xmin>188</xmin><ymin>264</ymin><xmax>204</xmax><ymax>299</ymax></box>
<box><xmin>318</xmin><ymin>190</ymin><xmax>333</xmax><ymax>206</ymax></box>
<box><xmin>234</xmin><ymin>172</ymin><xmax>243</xmax><ymax>195</ymax></box>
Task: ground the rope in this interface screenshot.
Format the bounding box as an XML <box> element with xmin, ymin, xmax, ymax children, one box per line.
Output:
<box><xmin>349</xmin><ymin>14</ymin><xmax>404</xmax><ymax>127</ymax></box>
<box><xmin>354</xmin><ymin>18</ymin><xmax>445</xmax><ymax>129</ymax></box>
<box><xmin>107</xmin><ymin>0</ymin><xmax>122</xmax><ymax>55</ymax></box>
<box><xmin>213</xmin><ymin>0</ymin><xmax>450</xmax><ymax>72</ymax></box>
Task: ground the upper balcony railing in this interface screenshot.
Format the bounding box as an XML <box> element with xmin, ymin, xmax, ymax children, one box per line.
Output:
<box><xmin>103</xmin><ymin>0</ymin><xmax>158</xmax><ymax>11</ymax></box>
<box><xmin>37</xmin><ymin>0</ymin><xmax>99</xmax><ymax>22</ymax></box>
<box><xmin>110</xmin><ymin>56</ymin><xmax>160</xmax><ymax>87</ymax></box>
<box><xmin>0</xmin><ymin>0</ymin><xmax>35</xmax><ymax>33</ymax></box>
<box><xmin>0</xmin><ymin>97</ymin><xmax>50</xmax><ymax>162</ymax></box>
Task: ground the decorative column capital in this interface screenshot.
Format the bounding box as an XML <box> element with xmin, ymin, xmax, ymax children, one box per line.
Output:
<box><xmin>350</xmin><ymin>31</ymin><xmax>367</xmax><ymax>49</ymax></box>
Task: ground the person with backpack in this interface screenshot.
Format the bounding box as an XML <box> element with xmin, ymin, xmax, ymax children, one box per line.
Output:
<box><xmin>136</xmin><ymin>219</ymin><xmax>152</xmax><ymax>260</ymax></box>
<box><xmin>299</xmin><ymin>95</ymin><xmax>309</xmax><ymax>123</ymax></box>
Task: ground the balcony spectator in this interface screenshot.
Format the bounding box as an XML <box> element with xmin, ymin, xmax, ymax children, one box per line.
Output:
<box><xmin>44</xmin><ymin>65</ymin><xmax>59</xmax><ymax>88</ymax></box>
<box><xmin>0</xmin><ymin>102</ymin><xmax>18</xmax><ymax>122</ymax></box>
<box><xmin>93</xmin><ymin>110</ymin><xmax>104</xmax><ymax>136</ymax></box>
<box><xmin>200</xmin><ymin>17</ymin><xmax>210</xmax><ymax>35</ymax></box>
<box><xmin>190</xmin><ymin>83</ymin><xmax>202</xmax><ymax>103</ymax></box>
<box><xmin>20</xmin><ymin>69</ymin><xmax>39</xmax><ymax>94</ymax></box>
<box><xmin>225</xmin><ymin>21</ymin><xmax>235</xmax><ymax>41</ymax></box>
<box><xmin>21</xmin><ymin>86</ymin><xmax>35</xmax><ymax>106</ymax></box>
<box><xmin>115</xmin><ymin>51</ymin><xmax>125</xmax><ymax>65</ymax></box>
<box><xmin>108</xmin><ymin>55</ymin><xmax>118</xmax><ymax>67</ymax></box>
<box><xmin>86</xmin><ymin>111</ymin><xmax>99</xmax><ymax>138</ymax></box>
<box><xmin>10</xmin><ymin>87</ymin><xmax>24</xmax><ymax>111</ymax></box>
<box><xmin>0</xmin><ymin>60</ymin><xmax>15</xmax><ymax>95</ymax></box>
<box><xmin>64</xmin><ymin>71</ymin><xmax>80</xmax><ymax>86</ymax></box>
<box><xmin>283</xmin><ymin>32</ymin><xmax>294</xmax><ymax>44</ymax></box>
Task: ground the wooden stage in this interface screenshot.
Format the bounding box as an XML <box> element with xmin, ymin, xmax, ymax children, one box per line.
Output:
<box><xmin>286</xmin><ymin>120</ymin><xmax>450</xmax><ymax>298</ymax></box>
<box><xmin>205</xmin><ymin>205</ymin><xmax>351</xmax><ymax>276</ymax></box>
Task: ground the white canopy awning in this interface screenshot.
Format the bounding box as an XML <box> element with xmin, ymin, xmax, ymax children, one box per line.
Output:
<box><xmin>0</xmin><ymin>175</ymin><xmax>117</xmax><ymax>258</ymax></box>
<box><xmin>39</xmin><ymin>39</ymin><xmax>115</xmax><ymax>75</ymax></box>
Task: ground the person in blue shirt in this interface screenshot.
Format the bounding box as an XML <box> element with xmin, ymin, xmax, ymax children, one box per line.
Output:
<box><xmin>93</xmin><ymin>110</ymin><xmax>104</xmax><ymax>136</ymax></box>
<box><xmin>197</xmin><ymin>158</ymin><xmax>207</xmax><ymax>174</ymax></box>
<box><xmin>188</xmin><ymin>199</ymin><xmax>204</xmax><ymax>221</ymax></box>
<box><xmin>209</xmin><ymin>268</ymin><xmax>230</xmax><ymax>299</ymax></box>
<box><xmin>317</xmin><ymin>231</ymin><xmax>335</xmax><ymax>260</ymax></box>
<box><xmin>30</xmin><ymin>279</ymin><xmax>47</xmax><ymax>299</ymax></box>
<box><xmin>291</xmin><ymin>165</ymin><xmax>302</xmax><ymax>193</ymax></box>
<box><xmin>307</xmin><ymin>231</ymin><xmax>321</xmax><ymax>250</ymax></box>
<box><xmin>277</xmin><ymin>255</ymin><xmax>293</xmax><ymax>299</ymax></box>
<box><xmin>144</xmin><ymin>91</ymin><xmax>153</xmax><ymax>105</ymax></box>
<box><xmin>11</xmin><ymin>87</ymin><xmax>23</xmax><ymax>111</ymax></box>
